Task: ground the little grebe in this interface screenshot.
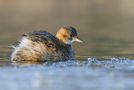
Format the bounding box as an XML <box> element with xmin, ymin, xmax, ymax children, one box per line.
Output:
<box><xmin>11</xmin><ymin>26</ymin><xmax>83</xmax><ymax>64</ymax></box>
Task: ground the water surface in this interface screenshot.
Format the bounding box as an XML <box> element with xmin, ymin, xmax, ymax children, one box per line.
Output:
<box><xmin>0</xmin><ymin>0</ymin><xmax>134</xmax><ymax>57</ymax></box>
<box><xmin>1</xmin><ymin>58</ymin><xmax>134</xmax><ymax>90</ymax></box>
<box><xmin>0</xmin><ymin>1</ymin><xmax>134</xmax><ymax>90</ymax></box>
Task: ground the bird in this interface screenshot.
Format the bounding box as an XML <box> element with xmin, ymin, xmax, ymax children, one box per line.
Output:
<box><xmin>11</xmin><ymin>26</ymin><xmax>83</xmax><ymax>65</ymax></box>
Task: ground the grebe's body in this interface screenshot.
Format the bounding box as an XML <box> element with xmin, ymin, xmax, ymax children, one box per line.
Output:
<box><xmin>11</xmin><ymin>26</ymin><xmax>82</xmax><ymax>64</ymax></box>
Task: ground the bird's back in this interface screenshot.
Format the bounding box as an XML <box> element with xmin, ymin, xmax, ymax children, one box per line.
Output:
<box><xmin>24</xmin><ymin>31</ymin><xmax>59</xmax><ymax>43</ymax></box>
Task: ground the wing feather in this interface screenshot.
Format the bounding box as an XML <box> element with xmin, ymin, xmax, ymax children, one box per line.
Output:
<box><xmin>23</xmin><ymin>31</ymin><xmax>59</xmax><ymax>49</ymax></box>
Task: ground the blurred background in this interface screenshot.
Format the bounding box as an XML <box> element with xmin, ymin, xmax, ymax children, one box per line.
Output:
<box><xmin>1</xmin><ymin>0</ymin><xmax>134</xmax><ymax>59</ymax></box>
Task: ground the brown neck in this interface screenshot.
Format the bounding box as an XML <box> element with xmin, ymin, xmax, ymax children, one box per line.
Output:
<box><xmin>56</xmin><ymin>32</ymin><xmax>66</xmax><ymax>44</ymax></box>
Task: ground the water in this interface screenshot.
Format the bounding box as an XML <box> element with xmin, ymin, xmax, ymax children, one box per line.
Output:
<box><xmin>1</xmin><ymin>0</ymin><xmax>134</xmax><ymax>57</ymax></box>
<box><xmin>0</xmin><ymin>0</ymin><xmax>134</xmax><ymax>90</ymax></box>
<box><xmin>0</xmin><ymin>58</ymin><xmax>134</xmax><ymax>90</ymax></box>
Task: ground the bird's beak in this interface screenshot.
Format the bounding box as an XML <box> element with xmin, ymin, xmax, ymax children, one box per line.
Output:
<box><xmin>73</xmin><ymin>37</ymin><xmax>83</xmax><ymax>43</ymax></box>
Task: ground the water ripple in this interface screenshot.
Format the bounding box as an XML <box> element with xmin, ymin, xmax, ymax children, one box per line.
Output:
<box><xmin>0</xmin><ymin>57</ymin><xmax>134</xmax><ymax>90</ymax></box>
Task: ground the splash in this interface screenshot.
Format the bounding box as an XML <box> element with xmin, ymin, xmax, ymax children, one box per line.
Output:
<box><xmin>0</xmin><ymin>57</ymin><xmax>134</xmax><ymax>90</ymax></box>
